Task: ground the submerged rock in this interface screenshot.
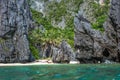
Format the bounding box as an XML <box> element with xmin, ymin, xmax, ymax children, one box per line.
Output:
<box><xmin>52</xmin><ymin>41</ymin><xmax>75</xmax><ymax>63</ymax></box>
<box><xmin>0</xmin><ymin>0</ymin><xmax>34</xmax><ymax>63</ymax></box>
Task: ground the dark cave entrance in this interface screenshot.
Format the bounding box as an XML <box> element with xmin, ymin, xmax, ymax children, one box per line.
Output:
<box><xmin>103</xmin><ymin>48</ymin><xmax>110</xmax><ymax>57</ymax></box>
<box><xmin>117</xmin><ymin>51</ymin><xmax>120</xmax><ymax>62</ymax></box>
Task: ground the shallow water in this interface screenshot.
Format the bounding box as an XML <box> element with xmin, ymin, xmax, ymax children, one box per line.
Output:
<box><xmin>0</xmin><ymin>64</ymin><xmax>120</xmax><ymax>80</ymax></box>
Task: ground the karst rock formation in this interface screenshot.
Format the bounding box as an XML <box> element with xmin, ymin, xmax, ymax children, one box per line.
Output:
<box><xmin>74</xmin><ymin>0</ymin><xmax>120</xmax><ymax>63</ymax></box>
<box><xmin>0</xmin><ymin>0</ymin><xmax>34</xmax><ymax>63</ymax></box>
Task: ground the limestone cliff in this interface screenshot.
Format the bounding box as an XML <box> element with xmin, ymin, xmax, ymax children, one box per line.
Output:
<box><xmin>74</xmin><ymin>0</ymin><xmax>120</xmax><ymax>63</ymax></box>
<box><xmin>0</xmin><ymin>0</ymin><xmax>34</xmax><ymax>63</ymax></box>
<box><xmin>30</xmin><ymin>0</ymin><xmax>110</xmax><ymax>62</ymax></box>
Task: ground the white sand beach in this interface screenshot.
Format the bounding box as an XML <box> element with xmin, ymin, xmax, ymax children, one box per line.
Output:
<box><xmin>0</xmin><ymin>60</ymin><xmax>80</xmax><ymax>66</ymax></box>
<box><xmin>0</xmin><ymin>60</ymin><xmax>54</xmax><ymax>66</ymax></box>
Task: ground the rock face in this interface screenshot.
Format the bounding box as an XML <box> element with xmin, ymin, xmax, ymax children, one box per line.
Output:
<box><xmin>41</xmin><ymin>43</ymin><xmax>53</xmax><ymax>58</ymax></box>
<box><xmin>74</xmin><ymin>0</ymin><xmax>120</xmax><ymax>63</ymax></box>
<box><xmin>0</xmin><ymin>0</ymin><xmax>34</xmax><ymax>63</ymax></box>
<box><xmin>94</xmin><ymin>0</ymin><xmax>120</xmax><ymax>62</ymax></box>
<box><xmin>107</xmin><ymin>0</ymin><xmax>120</xmax><ymax>61</ymax></box>
<box><xmin>79</xmin><ymin>0</ymin><xmax>96</xmax><ymax>23</ymax></box>
<box><xmin>74</xmin><ymin>12</ymin><xmax>103</xmax><ymax>63</ymax></box>
<box><xmin>52</xmin><ymin>41</ymin><xmax>75</xmax><ymax>63</ymax></box>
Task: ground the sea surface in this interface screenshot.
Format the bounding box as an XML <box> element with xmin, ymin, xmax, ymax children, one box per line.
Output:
<box><xmin>0</xmin><ymin>64</ymin><xmax>120</xmax><ymax>80</ymax></box>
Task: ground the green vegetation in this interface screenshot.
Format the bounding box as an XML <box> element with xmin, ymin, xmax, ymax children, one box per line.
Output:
<box><xmin>29</xmin><ymin>43</ymin><xmax>39</xmax><ymax>59</ymax></box>
<box><xmin>46</xmin><ymin>0</ymin><xmax>83</xmax><ymax>22</ymax></box>
<box><xmin>29</xmin><ymin>9</ymin><xmax>75</xmax><ymax>59</ymax></box>
<box><xmin>29</xmin><ymin>0</ymin><xmax>110</xmax><ymax>59</ymax></box>
<box><xmin>30</xmin><ymin>9</ymin><xmax>74</xmax><ymax>47</ymax></box>
<box><xmin>90</xmin><ymin>0</ymin><xmax>110</xmax><ymax>32</ymax></box>
<box><xmin>29</xmin><ymin>0</ymin><xmax>84</xmax><ymax>55</ymax></box>
<box><xmin>0</xmin><ymin>38</ymin><xmax>5</xmax><ymax>43</ymax></box>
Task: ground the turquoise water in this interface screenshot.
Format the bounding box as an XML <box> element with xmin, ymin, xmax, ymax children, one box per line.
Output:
<box><xmin>0</xmin><ymin>64</ymin><xmax>120</xmax><ymax>80</ymax></box>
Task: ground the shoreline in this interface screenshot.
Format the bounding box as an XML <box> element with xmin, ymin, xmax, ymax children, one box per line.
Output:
<box><xmin>0</xmin><ymin>60</ymin><xmax>80</xmax><ymax>66</ymax></box>
<box><xmin>0</xmin><ymin>62</ymin><xmax>120</xmax><ymax>67</ymax></box>
<box><xmin>0</xmin><ymin>60</ymin><xmax>54</xmax><ymax>66</ymax></box>
<box><xmin>0</xmin><ymin>60</ymin><xmax>118</xmax><ymax>67</ymax></box>
<box><xmin>0</xmin><ymin>62</ymin><xmax>55</xmax><ymax>67</ymax></box>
